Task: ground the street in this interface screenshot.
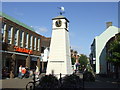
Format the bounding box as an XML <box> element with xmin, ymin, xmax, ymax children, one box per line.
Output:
<box><xmin>0</xmin><ymin>74</ymin><xmax>120</xmax><ymax>90</ymax></box>
<box><xmin>1</xmin><ymin>77</ymin><xmax>32</xmax><ymax>89</ymax></box>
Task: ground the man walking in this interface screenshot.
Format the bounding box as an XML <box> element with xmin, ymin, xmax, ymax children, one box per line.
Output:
<box><xmin>18</xmin><ymin>65</ymin><xmax>22</xmax><ymax>79</ymax></box>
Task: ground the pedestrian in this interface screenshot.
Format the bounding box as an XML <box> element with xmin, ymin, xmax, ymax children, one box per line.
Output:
<box><xmin>29</xmin><ymin>70</ymin><xmax>33</xmax><ymax>77</ymax></box>
<box><xmin>24</xmin><ymin>67</ymin><xmax>29</xmax><ymax>78</ymax></box>
<box><xmin>21</xmin><ymin>67</ymin><xmax>26</xmax><ymax>78</ymax></box>
<box><xmin>18</xmin><ymin>65</ymin><xmax>22</xmax><ymax>79</ymax></box>
<box><xmin>74</xmin><ymin>62</ymin><xmax>80</xmax><ymax>73</ymax></box>
<box><xmin>35</xmin><ymin>65</ymin><xmax>39</xmax><ymax>79</ymax></box>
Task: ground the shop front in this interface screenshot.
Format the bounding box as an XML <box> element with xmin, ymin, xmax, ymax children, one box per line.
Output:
<box><xmin>2</xmin><ymin>50</ymin><xmax>40</xmax><ymax>78</ymax></box>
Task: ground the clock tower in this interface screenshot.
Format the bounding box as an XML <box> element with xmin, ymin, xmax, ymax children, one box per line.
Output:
<box><xmin>46</xmin><ymin>15</ymin><xmax>73</xmax><ymax>78</ymax></box>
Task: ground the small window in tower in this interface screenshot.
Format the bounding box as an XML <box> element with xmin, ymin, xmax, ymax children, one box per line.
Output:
<box><xmin>66</xmin><ymin>22</ymin><xmax>68</xmax><ymax>28</ymax></box>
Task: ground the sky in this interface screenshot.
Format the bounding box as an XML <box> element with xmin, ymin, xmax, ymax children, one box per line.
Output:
<box><xmin>1</xmin><ymin>2</ymin><xmax>119</xmax><ymax>56</ymax></box>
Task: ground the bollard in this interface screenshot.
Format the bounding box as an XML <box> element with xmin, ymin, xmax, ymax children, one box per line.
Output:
<box><xmin>33</xmin><ymin>71</ymin><xmax>36</xmax><ymax>90</ymax></box>
<box><xmin>59</xmin><ymin>73</ymin><xmax>62</xmax><ymax>87</ymax></box>
<box><xmin>60</xmin><ymin>73</ymin><xmax>62</xmax><ymax>83</ymax></box>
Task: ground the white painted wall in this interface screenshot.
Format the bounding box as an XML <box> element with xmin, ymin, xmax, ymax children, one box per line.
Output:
<box><xmin>95</xmin><ymin>26</ymin><xmax>119</xmax><ymax>74</ymax></box>
<box><xmin>42</xmin><ymin>48</ymin><xmax>49</xmax><ymax>62</ymax></box>
<box><xmin>46</xmin><ymin>17</ymin><xmax>73</xmax><ymax>78</ymax></box>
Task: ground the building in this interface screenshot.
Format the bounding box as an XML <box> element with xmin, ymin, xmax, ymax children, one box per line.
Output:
<box><xmin>0</xmin><ymin>12</ymin><xmax>50</xmax><ymax>78</ymax></box>
<box><xmin>106</xmin><ymin>33</ymin><xmax>120</xmax><ymax>78</ymax></box>
<box><xmin>90</xmin><ymin>22</ymin><xmax>120</xmax><ymax>75</ymax></box>
<box><xmin>41</xmin><ymin>47</ymin><xmax>49</xmax><ymax>72</ymax></box>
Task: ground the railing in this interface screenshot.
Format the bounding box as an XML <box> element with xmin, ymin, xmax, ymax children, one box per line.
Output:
<box><xmin>26</xmin><ymin>72</ymin><xmax>84</xmax><ymax>90</ymax></box>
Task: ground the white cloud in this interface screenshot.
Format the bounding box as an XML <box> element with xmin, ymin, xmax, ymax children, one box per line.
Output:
<box><xmin>39</xmin><ymin>27</ymin><xmax>48</xmax><ymax>32</ymax></box>
<box><xmin>31</xmin><ymin>26</ymin><xmax>48</xmax><ymax>34</ymax></box>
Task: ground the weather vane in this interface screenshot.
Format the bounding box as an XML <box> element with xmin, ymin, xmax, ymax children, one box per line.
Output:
<box><xmin>58</xmin><ymin>6</ymin><xmax>65</xmax><ymax>15</ymax></box>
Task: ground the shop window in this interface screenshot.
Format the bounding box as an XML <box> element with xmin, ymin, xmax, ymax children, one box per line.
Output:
<box><xmin>41</xmin><ymin>47</ymin><xmax>45</xmax><ymax>53</ymax></box>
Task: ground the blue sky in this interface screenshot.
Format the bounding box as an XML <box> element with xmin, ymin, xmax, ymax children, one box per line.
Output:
<box><xmin>2</xmin><ymin>2</ymin><xmax>118</xmax><ymax>56</ymax></box>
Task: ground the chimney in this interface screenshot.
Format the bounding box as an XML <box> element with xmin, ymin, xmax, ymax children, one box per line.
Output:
<box><xmin>106</xmin><ymin>22</ymin><xmax>112</xmax><ymax>28</ymax></box>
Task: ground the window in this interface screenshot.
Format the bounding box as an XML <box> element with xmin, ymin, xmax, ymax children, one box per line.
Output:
<box><xmin>2</xmin><ymin>23</ymin><xmax>6</xmax><ymax>42</ymax></box>
<box><xmin>41</xmin><ymin>47</ymin><xmax>45</xmax><ymax>53</ymax></box>
<box><xmin>14</xmin><ymin>29</ymin><xmax>19</xmax><ymax>46</ymax></box>
<box><xmin>30</xmin><ymin>35</ymin><xmax>33</xmax><ymax>50</ymax></box>
<box><xmin>34</xmin><ymin>37</ymin><xmax>37</xmax><ymax>50</ymax></box>
<box><xmin>66</xmin><ymin>22</ymin><xmax>68</xmax><ymax>28</ymax></box>
<box><xmin>20</xmin><ymin>30</ymin><xmax>24</xmax><ymax>47</ymax></box>
<box><xmin>8</xmin><ymin>26</ymin><xmax>13</xmax><ymax>44</ymax></box>
<box><xmin>37</xmin><ymin>38</ymin><xmax>40</xmax><ymax>51</ymax></box>
<box><xmin>25</xmin><ymin>33</ymin><xmax>29</xmax><ymax>48</ymax></box>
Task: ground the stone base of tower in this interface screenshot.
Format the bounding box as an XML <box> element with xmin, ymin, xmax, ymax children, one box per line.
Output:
<box><xmin>46</xmin><ymin>60</ymin><xmax>73</xmax><ymax>78</ymax></box>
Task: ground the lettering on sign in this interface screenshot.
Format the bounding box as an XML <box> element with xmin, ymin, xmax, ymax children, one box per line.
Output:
<box><xmin>14</xmin><ymin>46</ymin><xmax>33</xmax><ymax>54</ymax></box>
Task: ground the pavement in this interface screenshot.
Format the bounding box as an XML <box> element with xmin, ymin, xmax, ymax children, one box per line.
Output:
<box><xmin>0</xmin><ymin>73</ymin><xmax>120</xmax><ymax>90</ymax></box>
<box><xmin>1</xmin><ymin>77</ymin><xmax>33</xmax><ymax>90</ymax></box>
<box><xmin>84</xmin><ymin>76</ymin><xmax>119</xmax><ymax>88</ymax></box>
<box><xmin>76</xmin><ymin>72</ymin><xmax>120</xmax><ymax>89</ymax></box>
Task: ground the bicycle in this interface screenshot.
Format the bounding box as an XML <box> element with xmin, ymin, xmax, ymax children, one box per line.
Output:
<box><xmin>26</xmin><ymin>73</ymin><xmax>40</xmax><ymax>90</ymax></box>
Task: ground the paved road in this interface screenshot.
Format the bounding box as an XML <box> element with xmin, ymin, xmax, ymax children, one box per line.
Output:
<box><xmin>1</xmin><ymin>77</ymin><xmax>33</xmax><ymax>89</ymax></box>
<box><xmin>0</xmin><ymin>74</ymin><xmax>120</xmax><ymax>90</ymax></box>
<box><xmin>84</xmin><ymin>78</ymin><xmax>119</xmax><ymax>88</ymax></box>
<box><xmin>77</xmin><ymin>73</ymin><xmax>120</xmax><ymax>89</ymax></box>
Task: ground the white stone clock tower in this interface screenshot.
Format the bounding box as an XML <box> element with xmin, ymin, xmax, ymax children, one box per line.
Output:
<box><xmin>46</xmin><ymin>15</ymin><xmax>73</xmax><ymax>78</ymax></box>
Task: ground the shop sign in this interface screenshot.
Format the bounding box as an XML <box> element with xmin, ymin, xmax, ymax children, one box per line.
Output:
<box><xmin>14</xmin><ymin>46</ymin><xmax>33</xmax><ymax>54</ymax></box>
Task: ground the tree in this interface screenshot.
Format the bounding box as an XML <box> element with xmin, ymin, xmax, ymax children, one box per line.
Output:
<box><xmin>71</xmin><ymin>57</ymin><xmax>76</xmax><ymax>65</ymax></box>
<box><xmin>71</xmin><ymin>49</ymin><xmax>78</xmax><ymax>65</ymax></box>
<box><xmin>79</xmin><ymin>54</ymin><xmax>88</xmax><ymax>71</ymax></box>
<box><xmin>107</xmin><ymin>34</ymin><xmax>120</xmax><ymax>78</ymax></box>
<box><xmin>74</xmin><ymin>51</ymin><xmax>78</xmax><ymax>56</ymax></box>
<box><xmin>79</xmin><ymin>54</ymin><xmax>88</xmax><ymax>67</ymax></box>
<box><xmin>107</xmin><ymin>35</ymin><xmax>120</xmax><ymax>65</ymax></box>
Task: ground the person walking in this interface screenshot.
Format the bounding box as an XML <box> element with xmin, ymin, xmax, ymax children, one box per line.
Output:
<box><xmin>35</xmin><ymin>65</ymin><xmax>39</xmax><ymax>79</ymax></box>
<box><xmin>24</xmin><ymin>67</ymin><xmax>29</xmax><ymax>78</ymax></box>
<box><xmin>18</xmin><ymin>65</ymin><xmax>22</xmax><ymax>79</ymax></box>
<box><xmin>21</xmin><ymin>67</ymin><xmax>26</xmax><ymax>78</ymax></box>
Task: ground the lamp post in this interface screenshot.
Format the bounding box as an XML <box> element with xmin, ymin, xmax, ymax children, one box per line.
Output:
<box><xmin>33</xmin><ymin>71</ymin><xmax>36</xmax><ymax>90</ymax></box>
<box><xmin>83</xmin><ymin>72</ymin><xmax>84</xmax><ymax>90</ymax></box>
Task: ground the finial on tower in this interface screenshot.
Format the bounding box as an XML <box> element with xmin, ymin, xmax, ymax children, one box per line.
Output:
<box><xmin>58</xmin><ymin>6</ymin><xmax>65</xmax><ymax>15</ymax></box>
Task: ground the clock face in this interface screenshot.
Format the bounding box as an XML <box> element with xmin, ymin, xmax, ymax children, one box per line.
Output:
<box><xmin>55</xmin><ymin>20</ymin><xmax>62</xmax><ymax>27</ymax></box>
